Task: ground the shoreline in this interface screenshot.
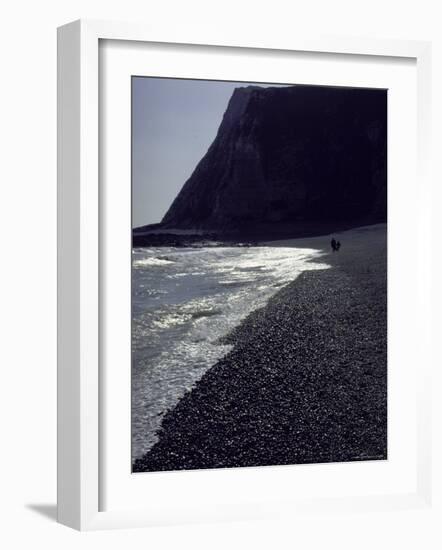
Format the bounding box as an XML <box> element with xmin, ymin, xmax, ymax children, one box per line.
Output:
<box><xmin>133</xmin><ymin>224</ymin><xmax>387</xmax><ymax>472</ymax></box>
<box><xmin>132</xmin><ymin>220</ymin><xmax>386</xmax><ymax>248</ymax></box>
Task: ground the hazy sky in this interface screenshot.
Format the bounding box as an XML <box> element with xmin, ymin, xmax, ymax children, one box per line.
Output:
<box><xmin>132</xmin><ymin>77</ymin><xmax>287</xmax><ymax>228</ymax></box>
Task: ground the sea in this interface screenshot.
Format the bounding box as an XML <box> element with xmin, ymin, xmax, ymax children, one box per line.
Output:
<box><xmin>132</xmin><ymin>243</ymin><xmax>328</xmax><ymax>462</ymax></box>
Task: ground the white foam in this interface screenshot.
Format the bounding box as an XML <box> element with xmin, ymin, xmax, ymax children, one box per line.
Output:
<box><xmin>133</xmin><ymin>256</ymin><xmax>174</xmax><ymax>267</ymax></box>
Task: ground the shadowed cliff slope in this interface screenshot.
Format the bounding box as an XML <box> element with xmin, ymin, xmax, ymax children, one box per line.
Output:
<box><xmin>160</xmin><ymin>85</ymin><xmax>387</xmax><ymax>235</ymax></box>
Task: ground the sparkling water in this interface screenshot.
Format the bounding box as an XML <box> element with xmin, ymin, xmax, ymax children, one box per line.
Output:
<box><xmin>132</xmin><ymin>244</ymin><xmax>328</xmax><ymax>461</ymax></box>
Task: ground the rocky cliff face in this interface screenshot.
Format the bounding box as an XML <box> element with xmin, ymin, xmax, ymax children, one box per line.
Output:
<box><xmin>161</xmin><ymin>85</ymin><xmax>387</xmax><ymax>234</ymax></box>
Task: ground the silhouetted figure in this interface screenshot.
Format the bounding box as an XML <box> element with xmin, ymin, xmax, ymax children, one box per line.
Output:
<box><xmin>336</xmin><ymin>241</ymin><xmax>341</xmax><ymax>251</ymax></box>
<box><xmin>331</xmin><ymin>238</ymin><xmax>337</xmax><ymax>252</ymax></box>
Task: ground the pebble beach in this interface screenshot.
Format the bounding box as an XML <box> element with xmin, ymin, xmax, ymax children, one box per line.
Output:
<box><xmin>133</xmin><ymin>224</ymin><xmax>387</xmax><ymax>472</ymax></box>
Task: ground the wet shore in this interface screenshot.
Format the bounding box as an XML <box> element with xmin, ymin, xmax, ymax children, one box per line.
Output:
<box><xmin>133</xmin><ymin>224</ymin><xmax>387</xmax><ymax>472</ymax></box>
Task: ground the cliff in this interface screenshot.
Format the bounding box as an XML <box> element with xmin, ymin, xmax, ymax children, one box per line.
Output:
<box><xmin>160</xmin><ymin>85</ymin><xmax>387</xmax><ymax>235</ymax></box>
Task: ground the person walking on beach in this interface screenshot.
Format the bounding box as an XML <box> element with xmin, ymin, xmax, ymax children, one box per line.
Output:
<box><xmin>336</xmin><ymin>240</ymin><xmax>341</xmax><ymax>251</ymax></box>
<box><xmin>331</xmin><ymin>238</ymin><xmax>337</xmax><ymax>252</ymax></box>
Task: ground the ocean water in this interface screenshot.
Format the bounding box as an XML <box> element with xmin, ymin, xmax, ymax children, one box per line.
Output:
<box><xmin>132</xmin><ymin>244</ymin><xmax>328</xmax><ymax>462</ymax></box>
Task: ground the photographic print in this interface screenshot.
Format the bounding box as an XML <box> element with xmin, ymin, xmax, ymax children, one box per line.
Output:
<box><xmin>131</xmin><ymin>77</ymin><xmax>387</xmax><ymax>473</ymax></box>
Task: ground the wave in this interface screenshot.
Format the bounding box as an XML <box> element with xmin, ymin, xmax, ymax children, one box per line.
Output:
<box><xmin>190</xmin><ymin>308</ymin><xmax>223</xmax><ymax>320</ymax></box>
<box><xmin>151</xmin><ymin>312</ymin><xmax>191</xmax><ymax>329</ymax></box>
<box><xmin>133</xmin><ymin>256</ymin><xmax>175</xmax><ymax>268</ymax></box>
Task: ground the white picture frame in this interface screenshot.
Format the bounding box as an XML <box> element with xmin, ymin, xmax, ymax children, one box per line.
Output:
<box><xmin>57</xmin><ymin>19</ymin><xmax>433</xmax><ymax>531</ymax></box>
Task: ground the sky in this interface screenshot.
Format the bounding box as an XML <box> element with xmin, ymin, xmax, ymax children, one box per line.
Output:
<box><xmin>132</xmin><ymin>77</ymin><xmax>287</xmax><ymax>228</ymax></box>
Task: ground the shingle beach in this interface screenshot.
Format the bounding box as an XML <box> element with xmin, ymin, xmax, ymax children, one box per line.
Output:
<box><xmin>133</xmin><ymin>224</ymin><xmax>387</xmax><ymax>472</ymax></box>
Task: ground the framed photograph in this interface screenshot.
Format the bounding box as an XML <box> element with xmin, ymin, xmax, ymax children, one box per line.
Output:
<box><xmin>57</xmin><ymin>20</ymin><xmax>432</xmax><ymax>530</ymax></box>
